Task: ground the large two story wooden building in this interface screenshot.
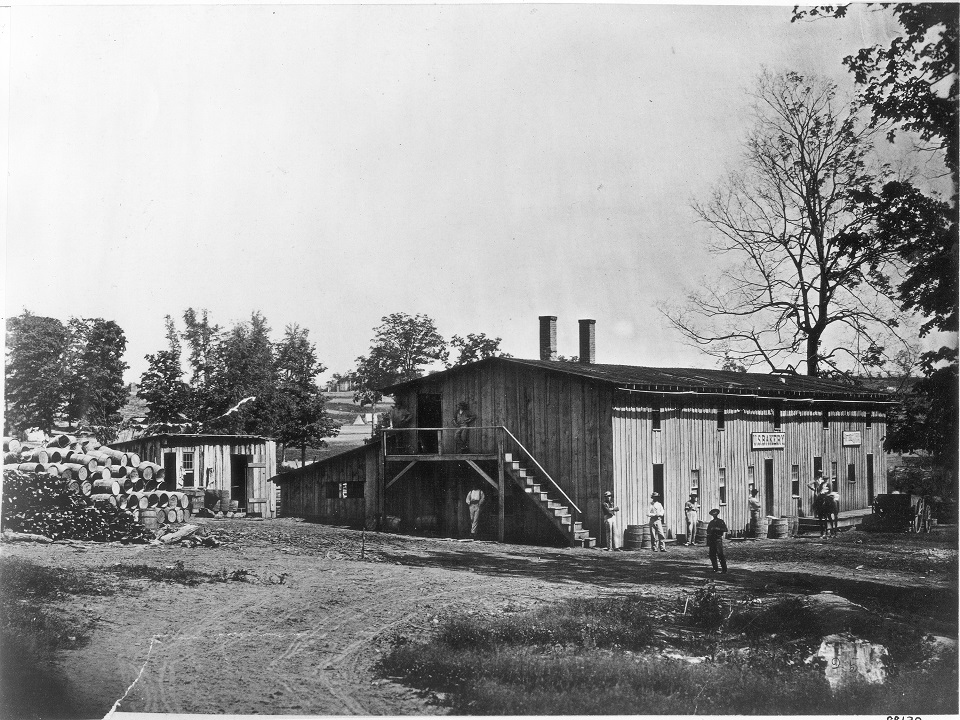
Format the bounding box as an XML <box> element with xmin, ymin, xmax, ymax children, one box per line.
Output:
<box><xmin>275</xmin><ymin>317</ymin><xmax>893</xmax><ymax>547</ymax></box>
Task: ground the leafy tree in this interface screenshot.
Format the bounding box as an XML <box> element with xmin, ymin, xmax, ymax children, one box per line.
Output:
<box><xmin>447</xmin><ymin>333</ymin><xmax>510</xmax><ymax>366</ymax></box>
<box><xmin>61</xmin><ymin>318</ymin><xmax>129</xmax><ymax>428</ymax></box>
<box><xmin>138</xmin><ymin>316</ymin><xmax>191</xmax><ymax>425</ymax></box>
<box><xmin>181</xmin><ymin>307</ymin><xmax>222</xmax><ymax>421</ymax></box>
<box><xmin>209</xmin><ymin>311</ymin><xmax>277</xmax><ymax>435</ymax></box>
<box><xmin>4</xmin><ymin>312</ymin><xmax>68</xmax><ymax>434</ymax></box>
<box><xmin>663</xmin><ymin>70</ymin><xmax>905</xmax><ymax>376</ymax></box>
<box><xmin>273</xmin><ymin>324</ymin><xmax>340</xmax><ymax>463</ymax></box>
<box><xmin>793</xmin><ymin>5</ymin><xmax>958</xmax><ymax>481</ymax></box>
<box><xmin>352</xmin><ymin>313</ymin><xmax>447</xmax><ymax>405</ymax></box>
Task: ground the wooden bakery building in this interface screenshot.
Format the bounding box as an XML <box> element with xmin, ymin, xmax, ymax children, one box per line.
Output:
<box><xmin>274</xmin><ymin>317</ymin><xmax>894</xmax><ymax>547</ymax></box>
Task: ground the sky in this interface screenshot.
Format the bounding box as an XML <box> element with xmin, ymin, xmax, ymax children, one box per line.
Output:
<box><xmin>4</xmin><ymin>3</ymin><xmax>912</xmax><ymax>384</ymax></box>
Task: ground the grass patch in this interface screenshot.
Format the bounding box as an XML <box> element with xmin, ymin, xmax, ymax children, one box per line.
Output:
<box><xmin>110</xmin><ymin>560</ymin><xmax>213</xmax><ymax>586</ymax></box>
<box><xmin>380</xmin><ymin>590</ymin><xmax>959</xmax><ymax>715</ymax></box>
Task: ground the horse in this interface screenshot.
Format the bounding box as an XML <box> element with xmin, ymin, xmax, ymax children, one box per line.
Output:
<box><xmin>813</xmin><ymin>492</ymin><xmax>839</xmax><ymax>537</ymax></box>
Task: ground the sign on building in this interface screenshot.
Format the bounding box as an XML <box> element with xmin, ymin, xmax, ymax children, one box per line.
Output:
<box><xmin>752</xmin><ymin>432</ymin><xmax>785</xmax><ymax>450</ymax></box>
<box><xmin>842</xmin><ymin>431</ymin><xmax>862</xmax><ymax>447</ymax></box>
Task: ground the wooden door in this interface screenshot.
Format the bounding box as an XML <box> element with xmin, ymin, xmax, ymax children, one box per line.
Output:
<box><xmin>163</xmin><ymin>452</ymin><xmax>177</xmax><ymax>491</ymax></box>
<box><xmin>764</xmin><ymin>458</ymin><xmax>775</xmax><ymax>516</ymax></box>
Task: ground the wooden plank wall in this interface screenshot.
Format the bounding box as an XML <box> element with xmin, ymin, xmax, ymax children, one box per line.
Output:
<box><xmin>276</xmin><ymin>445</ymin><xmax>379</xmax><ymax>528</ymax></box>
<box><xmin>612</xmin><ymin>391</ymin><xmax>887</xmax><ymax>537</ymax></box>
<box><xmin>120</xmin><ymin>437</ymin><xmax>278</xmax><ymax>518</ymax></box>
<box><xmin>397</xmin><ymin>363</ymin><xmax>608</xmax><ymax>541</ymax></box>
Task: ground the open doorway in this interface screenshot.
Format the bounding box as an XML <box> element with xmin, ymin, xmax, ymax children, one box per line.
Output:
<box><xmin>163</xmin><ymin>452</ymin><xmax>177</xmax><ymax>491</ymax></box>
<box><xmin>417</xmin><ymin>393</ymin><xmax>443</xmax><ymax>453</ymax></box>
<box><xmin>652</xmin><ymin>463</ymin><xmax>665</xmax><ymax>509</ymax></box>
<box><xmin>764</xmin><ymin>458</ymin><xmax>775</xmax><ymax>516</ymax></box>
<box><xmin>230</xmin><ymin>454</ymin><xmax>251</xmax><ymax>511</ymax></box>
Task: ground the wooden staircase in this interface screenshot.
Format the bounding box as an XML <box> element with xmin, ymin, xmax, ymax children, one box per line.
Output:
<box><xmin>504</xmin><ymin>453</ymin><xmax>596</xmax><ymax>548</ymax></box>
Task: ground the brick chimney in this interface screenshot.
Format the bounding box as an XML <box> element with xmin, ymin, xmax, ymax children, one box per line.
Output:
<box><xmin>578</xmin><ymin>319</ymin><xmax>596</xmax><ymax>364</ymax></box>
<box><xmin>539</xmin><ymin>316</ymin><xmax>557</xmax><ymax>361</ymax></box>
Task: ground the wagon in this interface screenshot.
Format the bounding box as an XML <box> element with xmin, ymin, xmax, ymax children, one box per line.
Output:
<box><xmin>868</xmin><ymin>493</ymin><xmax>932</xmax><ymax>533</ymax></box>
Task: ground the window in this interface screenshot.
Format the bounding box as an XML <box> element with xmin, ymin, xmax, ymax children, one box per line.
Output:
<box><xmin>719</xmin><ymin>467</ymin><xmax>726</xmax><ymax>505</ymax></box>
<box><xmin>652</xmin><ymin>405</ymin><xmax>661</xmax><ymax>431</ymax></box>
<box><xmin>822</xmin><ymin>409</ymin><xmax>829</xmax><ymax>429</ymax></box>
<box><xmin>865</xmin><ymin>410</ymin><xmax>873</xmax><ymax>428</ymax></box>
<box><xmin>717</xmin><ymin>406</ymin><xmax>725</xmax><ymax>431</ymax></box>
<box><xmin>182</xmin><ymin>452</ymin><xmax>195</xmax><ymax>487</ymax></box>
<box><xmin>773</xmin><ymin>404</ymin><xmax>782</xmax><ymax>430</ymax></box>
<box><xmin>690</xmin><ymin>469</ymin><xmax>700</xmax><ymax>492</ymax></box>
<box><xmin>847</xmin><ymin>463</ymin><xmax>856</xmax><ymax>484</ymax></box>
<box><xmin>346</xmin><ymin>482</ymin><xmax>365</xmax><ymax>498</ymax></box>
<box><xmin>791</xmin><ymin>464</ymin><xmax>800</xmax><ymax>498</ymax></box>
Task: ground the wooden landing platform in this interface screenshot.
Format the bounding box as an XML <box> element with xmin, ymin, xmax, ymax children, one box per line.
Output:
<box><xmin>797</xmin><ymin>509</ymin><xmax>872</xmax><ymax>535</ymax></box>
<box><xmin>384</xmin><ymin>453</ymin><xmax>498</xmax><ymax>462</ymax></box>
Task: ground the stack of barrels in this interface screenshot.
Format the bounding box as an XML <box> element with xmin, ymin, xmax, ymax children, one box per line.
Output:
<box><xmin>623</xmin><ymin>524</ymin><xmax>652</xmax><ymax>550</ymax></box>
<box><xmin>3</xmin><ymin>434</ymin><xmax>191</xmax><ymax>529</ymax></box>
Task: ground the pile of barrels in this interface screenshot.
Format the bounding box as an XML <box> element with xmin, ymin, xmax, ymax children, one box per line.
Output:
<box><xmin>3</xmin><ymin>434</ymin><xmax>191</xmax><ymax>529</ymax></box>
<box><xmin>750</xmin><ymin>515</ymin><xmax>798</xmax><ymax>538</ymax></box>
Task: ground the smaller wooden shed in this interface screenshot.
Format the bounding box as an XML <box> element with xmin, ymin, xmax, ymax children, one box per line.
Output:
<box><xmin>111</xmin><ymin>433</ymin><xmax>279</xmax><ymax>518</ymax></box>
<box><xmin>272</xmin><ymin>443</ymin><xmax>380</xmax><ymax>528</ymax></box>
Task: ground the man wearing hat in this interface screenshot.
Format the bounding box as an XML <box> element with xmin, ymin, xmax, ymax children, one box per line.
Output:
<box><xmin>647</xmin><ymin>492</ymin><xmax>666</xmax><ymax>552</ymax></box>
<box><xmin>684</xmin><ymin>493</ymin><xmax>700</xmax><ymax>546</ymax></box>
<box><xmin>601</xmin><ymin>491</ymin><xmax>620</xmax><ymax>551</ymax></box>
<box><xmin>706</xmin><ymin>508</ymin><xmax>728</xmax><ymax>573</ymax></box>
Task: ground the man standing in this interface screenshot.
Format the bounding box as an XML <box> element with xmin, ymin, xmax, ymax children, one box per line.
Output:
<box><xmin>648</xmin><ymin>492</ymin><xmax>666</xmax><ymax>552</ymax></box>
<box><xmin>706</xmin><ymin>508</ymin><xmax>728</xmax><ymax>573</ymax></box>
<box><xmin>748</xmin><ymin>487</ymin><xmax>761</xmax><ymax>536</ymax></box>
<box><xmin>465</xmin><ymin>485</ymin><xmax>486</xmax><ymax>537</ymax></box>
<box><xmin>453</xmin><ymin>402</ymin><xmax>477</xmax><ymax>453</ymax></box>
<box><xmin>684</xmin><ymin>493</ymin><xmax>699</xmax><ymax>545</ymax></box>
<box><xmin>602</xmin><ymin>491</ymin><xmax>620</xmax><ymax>551</ymax></box>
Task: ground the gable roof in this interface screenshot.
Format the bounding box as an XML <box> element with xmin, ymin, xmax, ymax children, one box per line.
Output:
<box><xmin>380</xmin><ymin>357</ymin><xmax>894</xmax><ymax>402</ymax></box>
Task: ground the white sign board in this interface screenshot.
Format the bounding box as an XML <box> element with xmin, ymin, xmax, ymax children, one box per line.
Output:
<box><xmin>752</xmin><ymin>432</ymin><xmax>785</xmax><ymax>450</ymax></box>
<box><xmin>842</xmin><ymin>431</ymin><xmax>862</xmax><ymax>447</ymax></box>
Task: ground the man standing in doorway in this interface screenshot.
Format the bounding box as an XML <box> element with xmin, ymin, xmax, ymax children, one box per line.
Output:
<box><xmin>648</xmin><ymin>492</ymin><xmax>666</xmax><ymax>552</ymax></box>
<box><xmin>684</xmin><ymin>493</ymin><xmax>699</xmax><ymax>545</ymax></box>
<box><xmin>602</xmin><ymin>491</ymin><xmax>620</xmax><ymax>551</ymax></box>
<box><xmin>465</xmin><ymin>485</ymin><xmax>486</xmax><ymax>538</ymax></box>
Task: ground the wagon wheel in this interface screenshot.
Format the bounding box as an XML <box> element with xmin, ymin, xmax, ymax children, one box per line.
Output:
<box><xmin>912</xmin><ymin>499</ymin><xmax>923</xmax><ymax>534</ymax></box>
<box><xmin>923</xmin><ymin>502</ymin><xmax>933</xmax><ymax>533</ymax></box>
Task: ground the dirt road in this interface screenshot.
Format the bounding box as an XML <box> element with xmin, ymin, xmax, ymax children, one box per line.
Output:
<box><xmin>3</xmin><ymin>518</ymin><xmax>956</xmax><ymax>716</ymax></box>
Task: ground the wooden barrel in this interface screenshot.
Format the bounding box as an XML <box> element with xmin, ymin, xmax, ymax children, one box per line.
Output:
<box><xmin>175</xmin><ymin>508</ymin><xmax>185</xmax><ymax>523</ymax></box>
<box><xmin>174</xmin><ymin>492</ymin><xmax>190</xmax><ymax>509</ymax></box>
<box><xmin>67</xmin><ymin>479</ymin><xmax>81</xmax><ymax>495</ymax></box>
<box><xmin>68</xmin><ymin>454</ymin><xmax>99</xmax><ymax>472</ymax></box>
<box><xmin>125</xmin><ymin>452</ymin><xmax>141</xmax><ymax>467</ymax></box>
<box><xmin>141</xmin><ymin>508</ymin><xmax>159</xmax><ymax>529</ymax></box>
<box><xmin>46</xmin><ymin>434</ymin><xmax>76</xmax><ymax>448</ymax></box>
<box><xmin>61</xmin><ymin>463</ymin><xmax>89</xmax><ymax>482</ymax></box>
<box><xmin>623</xmin><ymin>524</ymin><xmax>651</xmax><ymax>550</ymax></box>
<box><xmin>750</xmin><ymin>515</ymin><xmax>768</xmax><ymax>539</ymax></box>
<box><xmin>694</xmin><ymin>520</ymin><xmax>710</xmax><ymax>545</ymax></box>
<box><xmin>783</xmin><ymin>515</ymin><xmax>799</xmax><ymax>537</ymax></box>
<box><xmin>157</xmin><ymin>492</ymin><xmax>170</xmax><ymax>508</ymax></box>
<box><xmin>79</xmin><ymin>480</ymin><xmax>93</xmax><ymax>497</ymax></box>
<box><xmin>109</xmin><ymin>465</ymin><xmax>129</xmax><ymax>478</ymax></box>
<box><xmin>3</xmin><ymin>437</ymin><xmax>22</xmax><ymax>454</ymax></box>
<box><xmin>126</xmin><ymin>466</ymin><xmax>140</xmax><ymax>480</ymax></box>
<box><xmin>146</xmin><ymin>493</ymin><xmax>160</xmax><ymax>508</ymax></box>
<box><xmin>768</xmin><ymin>517</ymin><xmax>788</xmax><ymax>539</ymax></box>
<box><xmin>167</xmin><ymin>494</ymin><xmax>179</xmax><ymax>509</ymax></box>
<box><xmin>98</xmin><ymin>447</ymin><xmax>127</xmax><ymax>466</ymax></box>
<box><xmin>23</xmin><ymin>448</ymin><xmax>49</xmax><ymax>463</ymax></box>
<box><xmin>90</xmin><ymin>493</ymin><xmax>118</xmax><ymax>507</ymax></box>
<box><xmin>43</xmin><ymin>463</ymin><xmax>60</xmax><ymax>477</ymax></box>
<box><xmin>87</xmin><ymin>452</ymin><xmax>113</xmax><ymax>468</ymax></box>
<box><xmin>129</xmin><ymin>493</ymin><xmax>150</xmax><ymax>510</ymax></box>
<box><xmin>121</xmin><ymin>477</ymin><xmax>134</xmax><ymax>492</ymax></box>
<box><xmin>81</xmin><ymin>439</ymin><xmax>101</xmax><ymax>453</ymax></box>
<box><xmin>144</xmin><ymin>478</ymin><xmax>160</xmax><ymax>492</ymax></box>
<box><xmin>165</xmin><ymin>508</ymin><xmax>178</xmax><ymax>523</ymax></box>
<box><xmin>184</xmin><ymin>489</ymin><xmax>204</xmax><ymax>512</ymax></box>
<box><xmin>138</xmin><ymin>463</ymin><xmax>155</xmax><ymax>481</ymax></box>
<box><xmin>16</xmin><ymin>462</ymin><xmax>44</xmax><ymax>473</ymax></box>
<box><xmin>218</xmin><ymin>490</ymin><xmax>231</xmax><ymax>513</ymax></box>
<box><xmin>89</xmin><ymin>468</ymin><xmax>112</xmax><ymax>481</ymax></box>
<box><xmin>92</xmin><ymin>479</ymin><xmax>121</xmax><ymax>496</ymax></box>
<box><xmin>131</xmin><ymin>477</ymin><xmax>144</xmax><ymax>492</ymax></box>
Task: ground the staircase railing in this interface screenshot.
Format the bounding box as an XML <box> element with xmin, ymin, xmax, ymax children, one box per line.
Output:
<box><xmin>498</xmin><ymin>426</ymin><xmax>582</xmax><ymax>516</ymax></box>
<box><xmin>381</xmin><ymin>424</ymin><xmax>581</xmax><ymax>519</ymax></box>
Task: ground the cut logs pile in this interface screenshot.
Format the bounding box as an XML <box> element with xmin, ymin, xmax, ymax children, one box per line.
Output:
<box><xmin>3</xmin><ymin>434</ymin><xmax>193</xmax><ymax>530</ymax></box>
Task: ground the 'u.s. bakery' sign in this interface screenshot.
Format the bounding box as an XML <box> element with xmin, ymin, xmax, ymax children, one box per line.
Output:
<box><xmin>751</xmin><ymin>432</ymin><xmax>785</xmax><ymax>449</ymax></box>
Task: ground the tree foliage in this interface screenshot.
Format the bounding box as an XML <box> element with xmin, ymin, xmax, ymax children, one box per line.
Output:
<box><xmin>4</xmin><ymin>313</ymin><xmax>68</xmax><ymax>434</ymax></box>
<box><xmin>664</xmin><ymin>70</ymin><xmax>905</xmax><ymax>376</ymax></box>
<box><xmin>447</xmin><ymin>333</ymin><xmax>510</xmax><ymax>367</ymax></box>
<box><xmin>352</xmin><ymin>313</ymin><xmax>447</xmax><ymax>405</ymax></box>
<box><xmin>61</xmin><ymin>318</ymin><xmax>129</xmax><ymax>428</ymax></box>
<box><xmin>273</xmin><ymin>324</ymin><xmax>339</xmax><ymax>462</ymax></box>
<box><xmin>138</xmin><ymin>317</ymin><xmax>191</xmax><ymax>425</ymax></box>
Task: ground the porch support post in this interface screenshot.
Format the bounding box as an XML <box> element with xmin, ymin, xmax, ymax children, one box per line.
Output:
<box><xmin>497</xmin><ymin>433</ymin><xmax>505</xmax><ymax>543</ymax></box>
<box><xmin>377</xmin><ymin>440</ymin><xmax>385</xmax><ymax>531</ymax></box>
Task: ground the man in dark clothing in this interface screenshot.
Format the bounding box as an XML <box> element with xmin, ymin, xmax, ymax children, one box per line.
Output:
<box><xmin>706</xmin><ymin>508</ymin><xmax>728</xmax><ymax>573</ymax></box>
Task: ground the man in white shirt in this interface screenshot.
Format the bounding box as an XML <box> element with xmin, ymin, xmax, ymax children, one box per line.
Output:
<box><xmin>465</xmin><ymin>486</ymin><xmax>486</xmax><ymax>537</ymax></box>
<box><xmin>648</xmin><ymin>492</ymin><xmax>666</xmax><ymax>552</ymax></box>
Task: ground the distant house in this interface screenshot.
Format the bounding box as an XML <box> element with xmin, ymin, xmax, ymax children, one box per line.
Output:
<box><xmin>326</xmin><ymin>377</ymin><xmax>356</xmax><ymax>393</ymax></box>
<box><xmin>274</xmin><ymin>317</ymin><xmax>894</xmax><ymax>547</ymax></box>
<box><xmin>113</xmin><ymin>433</ymin><xmax>279</xmax><ymax>517</ymax></box>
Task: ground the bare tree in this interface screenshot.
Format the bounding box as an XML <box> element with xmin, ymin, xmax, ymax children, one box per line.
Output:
<box><xmin>663</xmin><ymin>70</ymin><xmax>908</xmax><ymax>376</ymax></box>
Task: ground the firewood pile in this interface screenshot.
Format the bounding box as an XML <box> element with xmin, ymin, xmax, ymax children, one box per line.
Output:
<box><xmin>2</xmin><ymin>434</ymin><xmax>193</xmax><ymax>539</ymax></box>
